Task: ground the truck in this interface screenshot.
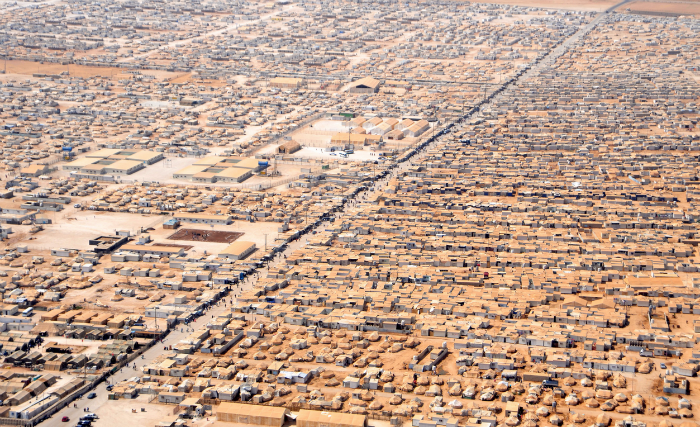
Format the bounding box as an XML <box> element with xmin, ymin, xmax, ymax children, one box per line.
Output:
<box><xmin>542</xmin><ymin>379</ymin><xmax>559</xmax><ymax>389</ymax></box>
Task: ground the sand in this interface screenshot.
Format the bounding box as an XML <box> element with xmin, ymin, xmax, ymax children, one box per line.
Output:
<box><xmin>0</xmin><ymin>59</ymin><xmax>184</xmax><ymax>80</ymax></box>
<box><xmin>26</xmin><ymin>211</ymin><xmax>165</xmax><ymax>251</ymax></box>
<box><xmin>619</xmin><ymin>0</ymin><xmax>700</xmax><ymax>15</ymax></box>
<box><xmin>88</xmin><ymin>398</ymin><xmax>175</xmax><ymax>427</ymax></box>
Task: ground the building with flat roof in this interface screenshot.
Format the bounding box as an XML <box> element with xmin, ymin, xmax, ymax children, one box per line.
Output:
<box><xmin>173</xmin><ymin>156</ymin><xmax>264</xmax><ymax>183</ymax></box>
<box><xmin>348</xmin><ymin>77</ymin><xmax>380</xmax><ymax>94</ymax></box>
<box><xmin>125</xmin><ymin>151</ymin><xmax>165</xmax><ymax>165</ymax></box>
<box><xmin>103</xmin><ymin>160</ymin><xmax>144</xmax><ymax>175</ymax></box>
<box><xmin>217</xmin><ymin>402</ymin><xmax>289</xmax><ymax>426</ymax></box>
<box><xmin>173</xmin><ymin>213</ymin><xmax>232</xmax><ymax>225</ymax></box>
<box><xmin>270</xmin><ymin>77</ymin><xmax>302</xmax><ymax>89</ymax></box>
<box><xmin>330</xmin><ymin>133</ymin><xmax>382</xmax><ymax>146</ymax></box>
<box><xmin>119</xmin><ymin>245</ymin><xmax>186</xmax><ymax>257</ymax></box>
<box><xmin>86</xmin><ymin>148</ymin><xmax>121</xmax><ymax>158</ymax></box>
<box><xmin>219</xmin><ymin>241</ymin><xmax>256</xmax><ymax>260</ymax></box>
<box><xmin>173</xmin><ymin>165</ymin><xmax>209</xmax><ymax>180</ymax></box>
<box><xmin>62</xmin><ymin>149</ymin><xmax>162</xmax><ymax>176</ymax></box>
<box><xmin>63</xmin><ymin>157</ymin><xmax>101</xmax><ymax>171</ymax></box>
<box><xmin>296</xmin><ymin>410</ymin><xmax>367</xmax><ymax>427</ymax></box>
<box><xmin>20</xmin><ymin>164</ymin><xmax>49</xmax><ymax>177</ymax></box>
<box><xmin>213</xmin><ymin>167</ymin><xmax>253</xmax><ymax>183</ymax></box>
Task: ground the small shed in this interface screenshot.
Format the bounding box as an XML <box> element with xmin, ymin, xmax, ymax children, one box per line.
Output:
<box><xmin>158</xmin><ymin>392</ymin><xmax>186</xmax><ymax>404</ymax></box>
<box><xmin>505</xmin><ymin>401</ymin><xmax>521</xmax><ymax>417</ymax></box>
<box><xmin>278</xmin><ymin>140</ymin><xmax>302</xmax><ymax>154</ymax></box>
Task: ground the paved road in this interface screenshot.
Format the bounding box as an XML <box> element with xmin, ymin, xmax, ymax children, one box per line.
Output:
<box><xmin>606</xmin><ymin>0</ymin><xmax>633</xmax><ymax>12</ymax></box>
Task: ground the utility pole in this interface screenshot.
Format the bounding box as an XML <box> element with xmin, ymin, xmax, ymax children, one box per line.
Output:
<box><xmin>263</xmin><ymin>233</ymin><xmax>268</xmax><ymax>251</ymax></box>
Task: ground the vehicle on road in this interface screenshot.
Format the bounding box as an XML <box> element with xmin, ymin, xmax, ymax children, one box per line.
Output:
<box><xmin>660</xmin><ymin>363</ymin><xmax>667</xmax><ymax>369</ymax></box>
<box><xmin>62</xmin><ymin>417</ymin><xmax>70</xmax><ymax>422</ymax></box>
<box><xmin>106</xmin><ymin>385</ymin><xmax>113</xmax><ymax>391</ymax></box>
<box><xmin>87</xmin><ymin>392</ymin><xmax>96</xmax><ymax>399</ymax></box>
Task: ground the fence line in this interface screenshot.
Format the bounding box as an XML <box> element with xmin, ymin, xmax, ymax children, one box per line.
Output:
<box><xmin>40</xmin><ymin>156</ymin><xmax>62</xmax><ymax>167</ymax></box>
<box><xmin>142</xmin><ymin>216</ymin><xmax>166</xmax><ymax>231</ymax></box>
<box><xmin>294</xmin><ymin>129</ymin><xmax>338</xmax><ymax>136</ymax></box>
<box><xmin>269</xmin><ymin>159</ymin><xmax>324</xmax><ymax>166</ymax></box>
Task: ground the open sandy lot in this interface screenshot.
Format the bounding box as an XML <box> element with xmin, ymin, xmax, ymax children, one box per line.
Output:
<box><xmin>619</xmin><ymin>0</ymin><xmax>700</xmax><ymax>15</ymax></box>
<box><xmin>91</xmin><ymin>397</ymin><xmax>175</xmax><ymax>427</ymax></box>
<box><xmin>0</xmin><ymin>60</ymin><xmax>183</xmax><ymax>80</ymax></box>
<box><xmin>26</xmin><ymin>211</ymin><xmax>164</xmax><ymax>251</ymax></box>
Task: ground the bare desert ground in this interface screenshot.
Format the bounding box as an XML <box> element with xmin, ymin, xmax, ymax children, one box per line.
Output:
<box><xmin>0</xmin><ymin>59</ymin><xmax>183</xmax><ymax>80</ymax></box>
<box><xmin>618</xmin><ymin>0</ymin><xmax>700</xmax><ymax>15</ymax></box>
